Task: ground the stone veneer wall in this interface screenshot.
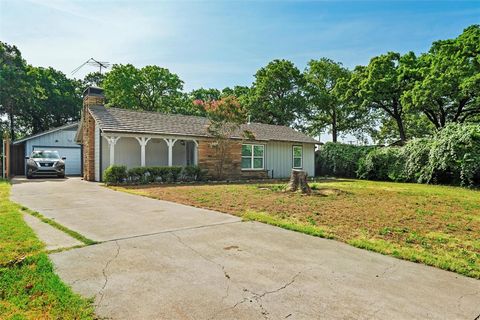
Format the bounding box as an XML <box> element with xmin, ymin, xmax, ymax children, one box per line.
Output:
<box><xmin>197</xmin><ymin>139</ymin><xmax>268</xmax><ymax>180</ymax></box>
<box><xmin>82</xmin><ymin>95</ymin><xmax>104</xmax><ymax>181</ymax></box>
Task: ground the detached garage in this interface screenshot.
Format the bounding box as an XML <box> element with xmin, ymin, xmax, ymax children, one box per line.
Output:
<box><xmin>12</xmin><ymin>123</ymin><xmax>82</xmax><ymax>176</ymax></box>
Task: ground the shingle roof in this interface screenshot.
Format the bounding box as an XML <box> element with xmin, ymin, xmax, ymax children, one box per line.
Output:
<box><xmin>88</xmin><ymin>105</ymin><xmax>318</xmax><ymax>144</ymax></box>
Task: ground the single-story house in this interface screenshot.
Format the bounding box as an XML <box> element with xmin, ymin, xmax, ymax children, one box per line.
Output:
<box><xmin>11</xmin><ymin>123</ymin><xmax>82</xmax><ymax>176</ymax></box>
<box><xmin>76</xmin><ymin>87</ymin><xmax>319</xmax><ymax>181</ymax></box>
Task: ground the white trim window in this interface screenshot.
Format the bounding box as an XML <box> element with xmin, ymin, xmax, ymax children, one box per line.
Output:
<box><xmin>241</xmin><ymin>144</ymin><xmax>265</xmax><ymax>170</ymax></box>
<box><xmin>292</xmin><ymin>145</ymin><xmax>303</xmax><ymax>169</ymax></box>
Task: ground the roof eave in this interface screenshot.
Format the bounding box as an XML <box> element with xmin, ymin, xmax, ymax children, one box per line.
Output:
<box><xmin>13</xmin><ymin>122</ymin><xmax>79</xmax><ymax>145</ymax></box>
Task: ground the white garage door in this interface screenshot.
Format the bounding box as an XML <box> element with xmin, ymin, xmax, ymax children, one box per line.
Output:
<box><xmin>33</xmin><ymin>147</ymin><xmax>81</xmax><ymax>175</ymax></box>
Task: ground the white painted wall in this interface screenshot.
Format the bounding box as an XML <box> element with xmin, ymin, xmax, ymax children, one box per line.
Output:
<box><xmin>100</xmin><ymin>137</ymin><xmax>188</xmax><ymax>178</ymax></box>
<box><xmin>265</xmin><ymin>141</ymin><xmax>315</xmax><ymax>178</ymax></box>
<box><xmin>145</xmin><ymin>139</ymin><xmax>168</xmax><ymax>166</ymax></box>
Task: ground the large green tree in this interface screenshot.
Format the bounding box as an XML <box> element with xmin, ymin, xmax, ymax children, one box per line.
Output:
<box><xmin>304</xmin><ymin>58</ymin><xmax>360</xmax><ymax>142</ymax></box>
<box><xmin>189</xmin><ymin>88</ymin><xmax>222</xmax><ymax>102</ymax></box>
<box><xmin>404</xmin><ymin>25</ymin><xmax>480</xmax><ymax>128</ymax></box>
<box><xmin>0</xmin><ymin>42</ymin><xmax>30</xmax><ymax>140</ymax></box>
<box><xmin>348</xmin><ymin>52</ymin><xmax>418</xmax><ymax>142</ymax></box>
<box><xmin>83</xmin><ymin>71</ymin><xmax>105</xmax><ymax>88</ymax></box>
<box><xmin>248</xmin><ymin>59</ymin><xmax>307</xmax><ymax>127</ymax></box>
<box><xmin>21</xmin><ymin>67</ymin><xmax>82</xmax><ymax>135</ymax></box>
<box><xmin>103</xmin><ymin>64</ymin><xmax>184</xmax><ymax>113</ymax></box>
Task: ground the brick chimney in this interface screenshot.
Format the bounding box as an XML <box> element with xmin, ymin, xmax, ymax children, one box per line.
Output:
<box><xmin>83</xmin><ymin>86</ymin><xmax>105</xmax><ymax>108</ymax></box>
<box><xmin>82</xmin><ymin>87</ymin><xmax>105</xmax><ymax>181</ymax></box>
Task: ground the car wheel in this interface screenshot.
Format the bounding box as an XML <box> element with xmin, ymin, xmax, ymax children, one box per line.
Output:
<box><xmin>26</xmin><ymin>174</ymin><xmax>32</xmax><ymax>179</ymax></box>
<box><xmin>58</xmin><ymin>174</ymin><xmax>65</xmax><ymax>179</ymax></box>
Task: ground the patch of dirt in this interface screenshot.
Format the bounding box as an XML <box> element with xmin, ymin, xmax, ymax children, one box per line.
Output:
<box><xmin>312</xmin><ymin>188</ymin><xmax>347</xmax><ymax>196</ymax></box>
<box><xmin>257</xmin><ymin>184</ymin><xmax>347</xmax><ymax>197</ymax></box>
<box><xmin>223</xmin><ymin>245</ymin><xmax>241</xmax><ymax>251</ymax></box>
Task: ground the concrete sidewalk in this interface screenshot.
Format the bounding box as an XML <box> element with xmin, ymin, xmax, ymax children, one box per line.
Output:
<box><xmin>12</xmin><ymin>178</ymin><xmax>480</xmax><ymax>319</ymax></box>
<box><xmin>23</xmin><ymin>213</ymin><xmax>83</xmax><ymax>250</ymax></box>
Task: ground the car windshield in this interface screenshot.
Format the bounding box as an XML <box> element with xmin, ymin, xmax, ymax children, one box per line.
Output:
<box><xmin>31</xmin><ymin>151</ymin><xmax>60</xmax><ymax>159</ymax></box>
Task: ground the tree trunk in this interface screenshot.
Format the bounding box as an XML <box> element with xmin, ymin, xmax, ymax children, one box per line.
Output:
<box><xmin>9</xmin><ymin>111</ymin><xmax>14</xmax><ymax>141</ymax></box>
<box><xmin>285</xmin><ymin>169</ymin><xmax>311</xmax><ymax>194</ymax></box>
<box><xmin>332</xmin><ymin>111</ymin><xmax>338</xmax><ymax>143</ymax></box>
<box><xmin>395</xmin><ymin>116</ymin><xmax>406</xmax><ymax>142</ymax></box>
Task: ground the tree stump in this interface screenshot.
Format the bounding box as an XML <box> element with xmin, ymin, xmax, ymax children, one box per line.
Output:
<box><xmin>285</xmin><ymin>169</ymin><xmax>312</xmax><ymax>194</ymax></box>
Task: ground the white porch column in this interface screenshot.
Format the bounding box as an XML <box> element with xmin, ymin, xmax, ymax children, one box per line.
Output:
<box><xmin>192</xmin><ymin>140</ymin><xmax>199</xmax><ymax>165</ymax></box>
<box><xmin>105</xmin><ymin>136</ymin><xmax>120</xmax><ymax>166</ymax></box>
<box><xmin>163</xmin><ymin>138</ymin><xmax>177</xmax><ymax>167</ymax></box>
<box><xmin>135</xmin><ymin>137</ymin><xmax>151</xmax><ymax>167</ymax></box>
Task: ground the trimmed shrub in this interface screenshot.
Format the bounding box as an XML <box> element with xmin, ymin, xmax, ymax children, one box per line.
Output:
<box><xmin>182</xmin><ymin>165</ymin><xmax>203</xmax><ymax>182</ymax></box>
<box><xmin>316</xmin><ymin>143</ymin><xmax>374</xmax><ymax>178</ymax></box>
<box><xmin>103</xmin><ymin>165</ymin><xmax>127</xmax><ymax>185</ymax></box>
<box><xmin>168</xmin><ymin>166</ymin><xmax>183</xmax><ymax>182</ymax></box>
<box><xmin>127</xmin><ymin>167</ymin><xmax>151</xmax><ymax>183</ymax></box>
<box><xmin>127</xmin><ymin>166</ymin><xmax>183</xmax><ymax>183</ymax></box>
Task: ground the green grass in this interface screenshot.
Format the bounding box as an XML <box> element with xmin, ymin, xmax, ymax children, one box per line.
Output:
<box><xmin>20</xmin><ymin>207</ymin><xmax>97</xmax><ymax>246</ymax></box>
<box><xmin>0</xmin><ymin>181</ymin><xmax>95</xmax><ymax>319</ymax></box>
<box><xmin>243</xmin><ymin>211</ymin><xmax>334</xmax><ymax>239</ymax></box>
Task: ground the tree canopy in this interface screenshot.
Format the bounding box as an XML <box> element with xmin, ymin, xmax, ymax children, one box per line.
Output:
<box><xmin>23</xmin><ymin>67</ymin><xmax>82</xmax><ymax>134</ymax></box>
<box><xmin>103</xmin><ymin>64</ymin><xmax>184</xmax><ymax>113</ymax></box>
<box><xmin>404</xmin><ymin>25</ymin><xmax>480</xmax><ymax>129</ymax></box>
<box><xmin>304</xmin><ymin>58</ymin><xmax>360</xmax><ymax>142</ymax></box>
<box><xmin>247</xmin><ymin>59</ymin><xmax>307</xmax><ymax>127</ymax></box>
<box><xmin>0</xmin><ymin>42</ymin><xmax>81</xmax><ymax>139</ymax></box>
<box><xmin>1</xmin><ymin>24</ymin><xmax>478</xmax><ymax>144</ymax></box>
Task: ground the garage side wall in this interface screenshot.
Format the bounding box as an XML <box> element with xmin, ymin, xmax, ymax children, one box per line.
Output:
<box><xmin>24</xmin><ymin>128</ymin><xmax>81</xmax><ymax>175</ymax></box>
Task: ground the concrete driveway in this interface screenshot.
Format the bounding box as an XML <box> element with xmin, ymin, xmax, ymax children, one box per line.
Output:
<box><xmin>12</xmin><ymin>178</ymin><xmax>480</xmax><ymax>319</ymax></box>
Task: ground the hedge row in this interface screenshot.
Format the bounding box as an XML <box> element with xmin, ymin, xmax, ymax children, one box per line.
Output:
<box><xmin>316</xmin><ymin>123</ymin><xmax>480</xmax><ymax>187</ymax></box>
<box><xmin>103</xmin><ymin>165</ymin><xmax>203</xmax><ymax>185</ymax></box>
<box><xmin>315</xmin><ymin>143</ymin><xmax>374</xmax><ymax>178</ymax></box>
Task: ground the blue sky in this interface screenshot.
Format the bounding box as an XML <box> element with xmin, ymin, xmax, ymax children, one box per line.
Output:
<box><xmin>1</xmin><ymin>0</ymin><xmax>478</xmax><ymax>91</ymax></box>
<box><xmin>0</xmin><ymin>0</ymin><xmax>478</xmax><ymax>142</ymax></box>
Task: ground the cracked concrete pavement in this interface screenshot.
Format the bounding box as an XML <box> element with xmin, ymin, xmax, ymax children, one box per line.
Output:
<box><xmin>12</xmin><ymin>178</ymin><xmax>480</xmax><ymax>319</ymax></box>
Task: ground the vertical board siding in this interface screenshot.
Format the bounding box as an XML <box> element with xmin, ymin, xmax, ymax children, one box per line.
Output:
<box><xmin>25</xmin><ymin>128</ymin><xmax>78</xmax><ymax>156</ymax></box>
<box><xmin>24</xmin><ymin>127</ymin><xmax>82</xmax><ymax>176</ymax></box>
<box><xmin>94</xmin><ymin>127</ymin><xmax>100</xmax><ymax>181</ymax></box>
<box><xmin>266</xmin><ymin>141</ymin><xmax>315</xmax><ymax>178</ymax></box>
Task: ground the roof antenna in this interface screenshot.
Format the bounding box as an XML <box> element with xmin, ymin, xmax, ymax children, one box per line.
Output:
<box><xmin>71</xmin><ymin>58</ymin><xmax>111</xmax><ymax>75</ymax></box>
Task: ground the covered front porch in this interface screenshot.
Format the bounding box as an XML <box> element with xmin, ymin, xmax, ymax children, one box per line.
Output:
<box><xmin>100</xmin><ymin>133</ymin><xmax>199</xmax><ymax>172</ymax></box>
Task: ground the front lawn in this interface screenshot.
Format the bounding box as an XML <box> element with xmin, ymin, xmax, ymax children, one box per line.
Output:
<box><xmin>113</xmin><ymin>179</ymin><xmax>480</xmax><ymax>279</ymax></box>
<box><xmin>0</xmin><ymin>181</ymin><xmax>94</xmax><ymax>319</ymax></box>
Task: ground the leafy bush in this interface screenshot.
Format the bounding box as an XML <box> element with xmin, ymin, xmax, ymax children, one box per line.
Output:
<box><xmin>357</xmin><ymin>147</ymin><xmax>406</xmax><ymax>181</ymax></box>
<box><xmin>103</xmin><ymin>165</ymin><xmax>127</xmax><ymax>185</ymax></box>
<box><xmin>167</xmin><ymin>166</ymin><xmax>183</xmax><ymax>182</ymax></box>
<box><xmin>356</xmin><ymin>124</ymin><xmax>480</xmax><ymax>187</ymax></box>
<box><xmin>105</xmin><ymin>165</ymin><xmax>202</xmax><ymax>185</ymax></box>
<box><xmin>401</xmin><ymin>138</ymin><xmax>432</xmax><ymax>182</ymax></box>
<box><xmin>316</xmin><ymin>143</ymin><xmax>374</xmax><ymax>178</ymax></box>
<box><xmin>421</xmin><ymin>124</ymin><xmax>480</xmax><ymax>186</ymax></box>
<box><xmin>127</xmin><ymin>167</ymin><xmax>152</xmax><ymax>183</ymax></box>
<box><xmin>182</xmin><ymin>165</ymin><xmax>203</xmax><ymax>181</ymax></box>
